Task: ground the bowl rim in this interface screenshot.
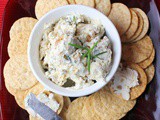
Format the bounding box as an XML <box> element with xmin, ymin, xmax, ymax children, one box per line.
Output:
<box><xmin>28</xmin><ymin>5</ymin><xmax>121</xmax><ymax>97</ymax></box>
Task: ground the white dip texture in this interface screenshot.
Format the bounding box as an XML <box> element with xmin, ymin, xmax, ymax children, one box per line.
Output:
<box><xmin>39</xmin><ymin>14</ymin><xmax>112</xmax><ymax>89</ymax></box>
<box><xmin>110</xmin><ymin>64</ymin><xmax>139</xmax><ymax>100</ymax></box>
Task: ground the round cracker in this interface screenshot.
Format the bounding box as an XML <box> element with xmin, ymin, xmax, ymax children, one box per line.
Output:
<box><xmin>122</xmin><ymin>35</ymin><xmax>153</xmax><ymax>63</ymax></box>
<box><xmin>15</xmin><ymin>90</ymin><xmax>28</xmax><ymax>109</ymax></box>
<box><xmin>9</xmin><ymin>17</ymin><xmax>37</xmax><ymax>39</ymax></box>
<box><xmin>129</xmin><ymin>8</ymin><xmax>144</xmax><ymax>42</ymax></box>
<box><xmin>66</xmin><ymin>97</ymin><xmax>86</xmax><ymax>120</ymax></box>
<box><xmin>59</xmin><ymin>97</ymin><xmax>71</xmax><ymax>120</ymax></box>
<box><xmin>26</xmin><ymin>83</ymin><xmax>45</xmax><ymax>96</ymax></box>
<box><xmin>67</xmin><ymin>0</ymin><xmax>75</xmax><ymax>4</ymax></box>
<box><xmin>145</xmin><ymin>64</ymin><xmax>155</xmax><ymax>84</ymax></box>
<box><xmin>35</xmin><ymin>0</ymin><xmax>68</xmax><ymax>19</ymax></box>
<box><xmin>92</xmin><ymin>88</ymin><xmax>136</xmax><ymax>120</ymax></box>
<box><xmin>4</xmin><ymin>79</ymin><xmax>17</xmax><ymax>96</ymax></box>
<box><xmin>82</xmin><ymin>95</ymin><xmax>101</xmax><ymax>120</ymax></box>
<box><xmin>15</xmin><ymin>83</ymin><xmax>42</xmax><ymax>109</ymax></box>
<box><xmin>75</xmin><ymin>0</ymin><xmax>95</xmax><ymax>7</ymax></box>
<box><xmin>138</xmin><ymin>48</ymin><xmax>155</xmax><ymax>69</ymax></box>
<box><xmin>108</xmin><ymin>3</ymin><xmax>131</xmax><ymax>36</ymax></box>
<box><xmin>121</xmin><ymin>9</ymin><xmax>138</xmax><ymax>42</ymax></box>
<box><xmin>3</xmin><ymin>55</ymin><xmax>38</xmax><ymax>90</ymax></box>
<box><xmin>131</xmin><ymin>8</ymin><xmax>149</xmax><ymax>42</ymax></box>
<box><xmin>8</xmin><ymin>17</ymin><xmax>38</xmax><ymax>57</ymax></box>
<box><xmin>127</xmin><ymin>63</ymin><xmax>147</xmax><ymax>100</ymax></box>
<box><xmin>95</xmin><ymin>0</ymin><xmax>111</xmax><ymax>16</ymax></box>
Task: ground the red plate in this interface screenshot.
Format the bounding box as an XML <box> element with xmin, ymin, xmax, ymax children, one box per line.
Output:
<box><xmin>0</xmin><ymin>0</ymin><xmax>160</xmax><ymax>120</ymax></box>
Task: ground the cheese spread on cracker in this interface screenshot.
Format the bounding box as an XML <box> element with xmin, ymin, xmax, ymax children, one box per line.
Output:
<box><xmin>39</xmin><ymin>13</ymin><xmax>112</xmax><ymax>89</ymax></box>
<box><xmin>25</xmin><ymin>91</ymin><xmax>60</xmax><ymax>119</ymax></box>
<box><xmin>110</xmin><ymin>64</ymin><xmax>139</xmax><ymax>100</ymax></box>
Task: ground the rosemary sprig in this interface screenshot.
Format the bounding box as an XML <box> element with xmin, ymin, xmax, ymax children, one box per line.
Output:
<box><xmin>68</xmin><ymin>41</ymin><xmax>106</xmax><ymax>73</ymax></box>
<box><xmin>82</xmin><ymin>40</ymin><xmax>99</xmax><ymax>59</ymax></box>
<box><xmin>90</xmin><ymin>40</ymin><xmax>99</xmax><ymax>52</ymax></box>
<box><xmin>92</xmin><ymin>51</ymin><xmax>107</xmax><ymax>58</ymax></box>
<box><xmin>68</xmin><ymin>43</ymin><xmax>88</xmax><ymax>50</ymax></box>
<box><xmin>87</xmin><ymin>53</ymin><xmax>91</xmax><ymax>72</ymax></box>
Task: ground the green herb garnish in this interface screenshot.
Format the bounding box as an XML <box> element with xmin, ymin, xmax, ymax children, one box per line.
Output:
<box><xmin>87</xmin><ymin>53</ymin><xmax>91</xmax><ymax>72</ymax></box>
<box><xmin>68</xmin><ymin>43</ymin><xmax>88</xmax><ymax>50</ymax></box>
<box><xmin>92</xmin><ymin>51</ymin><xmax>107</xmax><ymax>58</ymax></box>
<box><xmin>68</xmin><ymin>41</ymin><xmax>106</xmax><ymax>73</ymax></box>
<box><xmin>73</xmin><ymin>16</ymin><xmax>76</xmax><ymax>22</ymax></box>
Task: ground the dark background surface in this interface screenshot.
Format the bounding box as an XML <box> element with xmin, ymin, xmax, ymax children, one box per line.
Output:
<box><xmin>0</xmin><ymin>0</ymin><xmax>160</xmax><ymax>120</ymax></box>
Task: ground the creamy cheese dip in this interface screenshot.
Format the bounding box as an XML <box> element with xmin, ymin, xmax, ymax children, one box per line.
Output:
<box><xmin>110</xmin><ymin>64</ymin><xmax>139</xmax><ymax>100</ymax></box>
<box><xmin>25</xmin><ymin>92</ymin><xmax>60</xmax><ymax>119</ymax></box>
<box><xmin>39</xmin><ymin>13</ymin><xmax>112</xmax><ymax>89</ymax></box>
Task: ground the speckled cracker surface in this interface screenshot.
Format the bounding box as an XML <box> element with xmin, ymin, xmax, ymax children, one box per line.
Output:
<box><xmin>95</xmin><ymin>0</ymin><xmax>111</xmax><ymax>16</ymax></box>
<box><xmin>8</xmin><ymin>17</ymin><xmax>38</xmax><ymax>57</ymax></box>
<box><xmin>60</xmin><ymin>97</ymin><xmax>71</xmax><ymax>120</ymax></box>
<box><xmin>138</xmin><ymin>48</ymin><xmax>155</xmax><ymax>69</ymax></box>
<box><xmin>35</xmin><ymin>0</ymin><xmax>68</xmax><ymax>19</ymax></box>
<box><xmin>75</xmin><ymin>0</ymin><xmax>95</xmax><ymax>7</ymax></box>
<box><xmin>121</xmin><ymin>9</ymin><xmax>138</xmax><ymax>42</ymax></box>
<box><xmin>108</xmin><ymin>3</ymin><xmax>131</xmax><ymax>36</ymax></box>
<box><xmin>4</xmin><ymin>79</ymin><xmax>17</xmax><ymax>96</ymax></box>
<box><xmin>66</xmin><ymin>97</ymin><xmax>86</xmax><ymax>120</ymax></box>
<box><xmin>82</xmin><ymin>95</ymin><xmax>101</xmax><ymax>120</ymax></box>
<box><xmin>3</xmin><ymin>55</ymin><xmax>38</xmax><ymax>90</ymax></box>
<box><xmin>122</xmin><ymin>36</ymin><xmax>153</xmax><ymax>63</ymax></box>
<box><xmin>15</xmin><ymin>90</ymin><xmax>28</xmax><ymax>109</ymax></box>
<box><xmin>129</xmin><ymin>8</ymin><xmax>144</xmax><ymax>41</ymax></box>
<box><xmin>131</xmin><ymin>8</ymin><xmax>149</xmax><ymax>42</ymax></box>
<box><xmin>145</xmin><ymin>64</ymin><xmax>155</xmax><ymax>84</ymax></box>
<box><xmin>92</xmin><ymin>88</ymin><xmax>136</xmax><ymax>120</ymax></box>
<box><xmin>15</xmin><ymin>83</ymin><xmax>44</xmax><ymax>110</ymax></box>
<box><xmin>128</xmin><ymin>63</ymin><xmax>147</xmax><ymax>100</ymax></box>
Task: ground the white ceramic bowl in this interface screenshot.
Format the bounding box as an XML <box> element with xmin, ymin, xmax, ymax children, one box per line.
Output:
<box><xmin>28</xmin><ymin>5</ymin><xmax>121</xmax><ymax>97</ymax></box>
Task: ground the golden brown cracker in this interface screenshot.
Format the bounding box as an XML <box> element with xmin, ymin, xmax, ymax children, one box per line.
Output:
<box><xmin>8</xmin><ymin>17</ymin><xmax>38</xmax><ymax>57</ymax></box>
<box><xmin>75</xmin><ymin>0</ymin><xmax>95</xmax><ymax>7</ymax></box>
<box><xmin>3</xmin><ymin>55</ymin><xmax>38</xmax><ymax>90</ymax></box>
<box><xmin>15</xmin><ymin>90</ymin><xmax>28</xmax><ymax>109</ymax></box>
<box><xmin>92</xmin><ymin>88</ymin><xmax>136</xmax><ymax>120</ymax></box>
<box><xmin>108</xmin><ymin>3</ymin><xmax>131</xmax><ymax>36</ymax></box>
<box><xmin>127</xmin><ymin>63</ymin><xmax>147</xmax><ymax>100</ymax></box>
<box><xmin>60</xmin><ymin>97</ymin><xmax>71</xmax><ymax>120</ymax></box>
<box><xmin>95</xmin><ymin>0</ymin><xmax>111</xmax><ymax>16</ymax></box>
<box><xmin>138</xmin><ymin>48</ymin><xmax>155</xmax><ymax>69</ymax></box>
<box><xmin>15</xmin><ymin>83</ymin><xmax>42</xmax><ymax>109</ymax></box>
<box><xmin>35</xmin><ymin>0</ymin><xmax>68</xmax><ymax>19</ymax></box>
<box><xmin>121</xmin><ymin>9</ymin><xmax>138</xmax><ymax>42</ymax></box>
<box><xmin>66</xmin><ymin>97</ymin><xmax>86</xmax><ymax>120</ymax></box>
<box><xmin>122</xmin><ymin>36</ymin><xmax>153</xmax><ymax>63</ymax></box>
<box><xmin>82</xmin><ymin>95</ymin><xmax>101</xmax><ymax>120</ymax></box>
<box><xmin>129</xmin><ymin>8</ymin><xmax>144</xmax><ymax>41</ymax></box>
<box><xmin>4</xmin><ymin>79</ymin><xmax>17</xmax><ymax>96</ymax></box>
<box><xmin>131</xmin><ymin>8</ymin><xmax>149</xmax><ymax>42</ymax></box>
<box><xmin>145</xmin><ymin>64</ymin><xmax>155</xmax><ymax>83</ymax></box>
<box><xmin>26</xmin><ymin>83</ymin><xmax>44</xmax><ymax>96</ymax></box>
